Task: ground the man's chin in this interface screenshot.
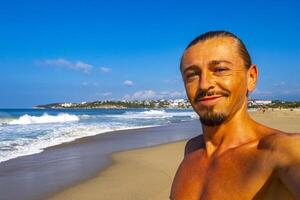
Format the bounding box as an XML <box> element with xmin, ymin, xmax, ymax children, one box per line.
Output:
<box><xmin>199</xmin><ymin>112</ymin><xmax>227</xmax><ymax>127</ymax></box>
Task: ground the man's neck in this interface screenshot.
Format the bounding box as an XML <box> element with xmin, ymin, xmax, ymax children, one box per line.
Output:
<box><xmin>202</xmin><ymin>105</ymin><xmax>259</xmax><ymax>157</ymax></box>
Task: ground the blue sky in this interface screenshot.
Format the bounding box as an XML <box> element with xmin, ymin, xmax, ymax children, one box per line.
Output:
<box><xmin>0</xmin><ymin>0</ymin><xmax>300</xmax><ymax>108</ymax></box>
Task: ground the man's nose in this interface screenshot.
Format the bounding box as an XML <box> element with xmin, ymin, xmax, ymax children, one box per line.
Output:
<box><xmin>199</xmin><ymin>71</ymin><xmax>214</xmax><ymax>90</ymax></box>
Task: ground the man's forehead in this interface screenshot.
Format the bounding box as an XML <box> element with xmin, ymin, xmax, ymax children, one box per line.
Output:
<box><xmin>181</xmin><ymin>37</ymin><xmax>241</xmax><ymax>69</ymax></box>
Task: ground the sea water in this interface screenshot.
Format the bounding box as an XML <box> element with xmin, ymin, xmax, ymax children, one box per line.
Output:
<box><xmin>0</xmin><ymin>108</ymin><xmax>197</xmax><ymax>163</ymax></box>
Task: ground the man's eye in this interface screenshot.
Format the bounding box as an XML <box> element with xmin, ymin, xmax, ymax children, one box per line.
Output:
<box><xmin>214</xmin><ymin>67</ymin><xmax>229</xmax><ymax>74</ymax></box>
<box><xmin>185</xmin><ymin>71</ymin><xmax>198</xmax><ymax>80</ymax></box>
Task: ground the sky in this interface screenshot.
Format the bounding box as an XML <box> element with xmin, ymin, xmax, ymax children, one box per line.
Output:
<box><xmin>0</xmin><ymin>0</ymin><xmax>300</xmax><ymax>108</ymax></box>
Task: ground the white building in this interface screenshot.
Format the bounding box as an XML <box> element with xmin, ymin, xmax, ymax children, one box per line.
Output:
<box><xmin>254</xmin><ymin>100</ymin><xmax>272</xmax><ymax>105</ymax></box>
<box><xmin>61</xmin><ymin>103</ymin><xmax>73</xmax><ymax>107</ymax></box>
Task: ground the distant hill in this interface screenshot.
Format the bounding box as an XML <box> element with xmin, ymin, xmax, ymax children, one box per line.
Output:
<box><xmin>35</xmin><ymin>99</ymin><xmax>192</xmax><ymax>109</ymax></box>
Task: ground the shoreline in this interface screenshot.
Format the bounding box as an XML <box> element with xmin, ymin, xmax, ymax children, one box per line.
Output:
<box><xmin>0</xmin><ymin>124</ymin><xmax>162</xmax><ymax>164</ymax></box>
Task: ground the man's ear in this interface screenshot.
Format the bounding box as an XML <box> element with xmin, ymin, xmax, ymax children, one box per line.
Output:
<box><xmin>247</xmin><ymin>64</ymin><xmax>258</xmax><ymax>93</ymax></box>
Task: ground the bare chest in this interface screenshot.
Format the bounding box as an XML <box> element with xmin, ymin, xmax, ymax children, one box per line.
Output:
<box><xmin>197</xmin><ymin>153</ymin><xmax>272</xmax><ymax>200</ymax></box>
<box><xmin>171</xmin><ymin>148</ymin><xmax>288</xmax><ymax>200</ymax></box>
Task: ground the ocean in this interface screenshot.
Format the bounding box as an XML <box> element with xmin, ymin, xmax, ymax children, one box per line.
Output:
<box><xmin>0</xmin><ymin>108</ymin><xmax>197</xmax><ymax>163</ymax></box>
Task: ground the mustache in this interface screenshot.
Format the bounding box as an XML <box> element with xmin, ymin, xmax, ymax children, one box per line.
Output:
<box><xmin>194</xmin><ymin>90</ymin><xmax>230</xmax><ymax>102</ymax></box>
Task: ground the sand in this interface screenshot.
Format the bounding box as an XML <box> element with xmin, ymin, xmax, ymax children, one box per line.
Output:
<box><xmin>48</xmin><ymin>110</ymin><xmax>300</xmax><ymax>200</ymax></box>
<box><xmin>48</xmin><ymin>141</ymin><xmax>186</xmax><ymax>200</ymax></box>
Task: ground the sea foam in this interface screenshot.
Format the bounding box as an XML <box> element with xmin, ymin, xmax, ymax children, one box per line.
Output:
<box><xmin>0</xmin><ymin>123</ymin><xmax>153</xmax><ymax>163</ymax></box>
<box><xmin>8</xmin><ymin>113</ymin><xmax>79</xmax><ymax>125</ymax></box>
<box><xmin>119</xmin><ymin>109</ymin><xmax>197</xmax><ymax>119</ymax></box>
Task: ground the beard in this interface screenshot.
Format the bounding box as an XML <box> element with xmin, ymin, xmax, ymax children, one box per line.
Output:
<box><xmin>193</xmin><ymin>89</ymin><xmax>230</xmax><ymax>127</ymax></box>
<box><xmin>198</xmin><ymin>107</ymin><xmax>227</xmax><ymax>127</ymax></box>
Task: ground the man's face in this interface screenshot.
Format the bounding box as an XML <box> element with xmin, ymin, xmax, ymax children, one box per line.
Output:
<box><xmin>181</xmin><ymin>37</ymin><xmax>249</xmax><ymax>126</ymax></box>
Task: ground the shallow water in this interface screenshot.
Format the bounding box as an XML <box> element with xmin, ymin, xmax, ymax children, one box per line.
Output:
<box><xmin>0</xmin><ymin>108</ymin><xmax>197</xmax><ymax>163</ymax></box>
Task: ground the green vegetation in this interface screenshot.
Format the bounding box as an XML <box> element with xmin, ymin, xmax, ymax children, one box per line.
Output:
<box><xmin>35</xmin><ymin>99</ymin><xmax>192</xmax><ymax>109</ymax></box>
<box><xmin>267</xmin><ymin>100</ymin><xmax>300</xmax><ymax>109</ymax></box>
<box><xmin>248</xmin><ymin>100</ymin><xmax>300</xmax><ymax>109</ymax></box>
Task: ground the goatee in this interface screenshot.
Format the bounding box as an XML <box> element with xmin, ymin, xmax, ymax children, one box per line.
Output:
<box><xmin>199</xmin><ymin>110</ymin><xmax>227</xmax><ymax>127</ymax></box>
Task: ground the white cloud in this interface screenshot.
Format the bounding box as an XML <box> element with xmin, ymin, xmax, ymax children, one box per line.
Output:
<box><xmin>251</xmin><ymin>85</ymin><xmax>300</xmax><ymax>99</ymax></box>
<box><xmin>169</xmin><ymin>91</ymin><xmax>186</xmax><ymax>98</ymax></box>
<box><xmin>273</xmin><ymin>81</ymin><xmax>286</xmax><ymax>87</ymax></box>
<box><xmin>160</xmin><ymin>91</ymin><xmax>186</xmax><ymax>98</ymax></box>
<box><xmin>251</xmin><ymin>89</ymin><xmax>273</xmax><ymax>99</ymax></box>
<box><xmin>123</xmin><ymin>90</ymin><xmax>157</xmax><ymax>100</ymax></box>
<box><xmin>132</xmin><ymin>90</ymin><xmax>156</xmax><ymax>99</ymax></box>
<box><xmin>123</xmin><ymin>90</ymin><xmax>156</xmax><ymax>100</ymax></box>
<box><xmin>74</xmin><ymin>61</ymin><xmax>93</xmax><ymax>72</ymax></box>
<box><xmin>100</xmin><ymin>92</ymin><xmax>112</xmax><ymax>96</ymax></box>
<box><xmin>123</xmin><ymin>80</ymin><xmax>134</xmax><ymax>86</ymax></box>
<box><xmin>38</xmin><ymin>58</ymin><xmax>93</xmax><ymax>73</ymax></box>
<box><xmin>163</xmin><ymin>77</ymin><xmax>181</xmax><ymax>84</ymax></box>
<box><xmin>81</xmin><ymin>81</ymin><xmax>99</xmax><ymax>86</ymax></box>
<box><xmin>123</xmin><ymin>94</ymin><xmax>131</xmax><ymax>100</ymax></box>
<box><xmin>123</xmin><ymin>90</ymin><xmax>186</xmax><ymax>100</ymax></box>
<box><xmin>81</xmin><ymin>81</ymin><xmax>88</xmax><ymax>86</ymax></box>
<box><xmin>160</xmin><ymin>91</ymin><xmax>169</xmax><ymax>95</ymax></box>
<box><xmin>252</xmin><ymin>89</ymin><xmax>272</xmax><ymax>96</ymax></box>
<box><xmin>100</xmin><ymin>67</ymin><xmax>111</xmax><ymax>73</ymax></box>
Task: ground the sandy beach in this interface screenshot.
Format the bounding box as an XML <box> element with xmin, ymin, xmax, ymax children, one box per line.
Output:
<box><xmin>48</xmin><ymin>141</ymin><xmax>186</xmax><ymax>200</ymax></box>
<box><xmin>47</xmin><ymin>109</ymin><xmax>300</xmax><ymax>200</ymax></box>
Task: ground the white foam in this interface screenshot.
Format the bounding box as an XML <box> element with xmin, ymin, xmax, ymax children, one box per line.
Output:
<box><xmin>117</xmin><ymin>109</ymin><xmax>197</xmax><ymax>119</ymax></box>
<box><xmin>142</xmin><ymin>110</ymin><xmax>167</xmax><ymax>115</ymax></box>
<box><xmin>0</xmin><ymin>123</ymin><xmax>154</xmax><ymax>163</ymax></box>
<box><xmin>79</xmin><ymin>114</ymin><xmax>91</xmax><ymax>119</ymax></box>
<box><xmin>0</xmin><ymin>117</ymin><xmax>15</xmax><ymax>125</ymax></box>
<box><xmin>8</xmin><ymin>113</ymin><xmax>79</xmax><ymax>125</ymax></box>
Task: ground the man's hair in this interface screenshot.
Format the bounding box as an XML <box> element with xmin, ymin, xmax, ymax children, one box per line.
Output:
<box><xmin>185</xmin><ymin>30</ymin><xmax>252</xmax><ymax>69</ymax></box>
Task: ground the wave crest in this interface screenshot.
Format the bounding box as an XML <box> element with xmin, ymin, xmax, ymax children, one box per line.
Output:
<box><xmin>121</xmin><ymin>109</ymin><xmax>196</xmax><ymax>119</ymax></box>
<box><xmin>8</xmin><ymin>113</ymin><xmax>79</xmax><ymax>125</ymax></box>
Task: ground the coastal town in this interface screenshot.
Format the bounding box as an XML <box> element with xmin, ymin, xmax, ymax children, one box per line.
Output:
<box><xmin>35</xmin><ymin>99</ymin><xmax>300</xmax><ymax>109</ymax></box>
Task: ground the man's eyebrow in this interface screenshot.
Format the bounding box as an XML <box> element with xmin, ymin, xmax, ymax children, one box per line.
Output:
<box><xmin>182</xmin><ymin>65</ymin><xmax>198</xmax><ymax>74</ymax></box>
<box><xmin>208</xmin><ymin>60</ymin><xmax>232</xmax><ymax>66</ymax></box>
<box><xmin>182</xmin><ymin>60</ymin><xmax>232</xmax><ymax>73</ymax></box>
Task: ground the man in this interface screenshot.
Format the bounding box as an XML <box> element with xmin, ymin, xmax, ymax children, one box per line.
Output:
<box><xmin>170</xmin><ymin>31</ymin><xmax>300</xmax><ymax>200</ymax></box>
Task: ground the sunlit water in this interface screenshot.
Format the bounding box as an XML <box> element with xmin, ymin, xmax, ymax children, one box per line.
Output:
<box><xmin>0</xmin><ymin>108</ymin><xmax>197</xmax><ymax>163</ymax></box>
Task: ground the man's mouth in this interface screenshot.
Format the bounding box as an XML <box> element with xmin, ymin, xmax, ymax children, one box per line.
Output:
<box><xmin>197</xmin><ymin>95</ymin><xmax>223</xmax><ymax>106</ymax></box>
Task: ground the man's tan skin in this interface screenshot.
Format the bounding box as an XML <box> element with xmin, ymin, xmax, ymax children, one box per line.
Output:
<box><xmin>170</xmin><ymin>32</ymin><xmax>300</xmax><ymax>200</ymax></box>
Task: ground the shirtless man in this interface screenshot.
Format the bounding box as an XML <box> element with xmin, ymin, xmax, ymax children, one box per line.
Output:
<box><xmin>170</xmin><ymin>31</ymin><xmax>300</xmax><ymax>200</ymax></box>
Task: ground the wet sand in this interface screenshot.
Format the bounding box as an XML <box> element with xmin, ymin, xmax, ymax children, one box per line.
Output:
<box><xmin>48</xmin><ymin>109</ymin><xmax>300</xmax><ymax>200</ymax></box>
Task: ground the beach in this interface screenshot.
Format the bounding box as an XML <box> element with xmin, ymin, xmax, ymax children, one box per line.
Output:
<box><xmin>48</xmin><ymin>141</ymin><xmax>186</xmax><ymax>200</ymax></box>
<box><xmin>1</xmin><ymin>109</ymin><xmax>300</xmax><ymax>200</ymax></box>
<box><xmin>47</xmin><ymin>109</ymin><xmax>300</xmax><ymax>200</ymax></box>
<box><xmin>0</xmin><ymin>111</ymin><xmax>200</xmax><ymax>200</ymax></box>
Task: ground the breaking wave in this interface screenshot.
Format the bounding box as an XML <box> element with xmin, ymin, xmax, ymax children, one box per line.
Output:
<box><xmin>8</xmin><ymin>113</ymin><xmax>79</xmax><ymax>125</ymax></box>
<box><xmin>120</xmin><ymin>109</ymin><xmax>197</xmax><ymax>119</ymax></box>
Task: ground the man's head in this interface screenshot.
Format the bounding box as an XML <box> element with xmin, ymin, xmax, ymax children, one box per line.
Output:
<box><xmin>184</xmin><ymin>31</ymin><xmax>252</xmax><ymax>69</ymax></box>
<box><xmin>180</xmin><ymin>31</ymin><xmax>258</xmax><ymax>126</ymax></box>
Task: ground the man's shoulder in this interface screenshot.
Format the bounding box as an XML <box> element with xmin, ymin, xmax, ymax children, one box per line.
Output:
<box><xmin>175</xmin><ymin>135</ymin><xmax>206</xmax><ymax>174</ymax></box>
<box><xmin>258</xmin><ymin>130</ymin><xmax>300</xmax><ymax>166</ymax></box>
<box><xmin>258</xmin><ymin>130</ymin><xmax>300</xmax><ymax>149</ymax></box>
<box><xmin>184</xmin><ymin>135</ymin><xmax>205</xmax><ymax>156</ymax></box>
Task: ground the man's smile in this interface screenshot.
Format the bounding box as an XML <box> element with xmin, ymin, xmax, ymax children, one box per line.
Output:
<box><xmin>197</xmin><ymin>95</ymin><xmax>223</xmax><ymax>106</ymax></box>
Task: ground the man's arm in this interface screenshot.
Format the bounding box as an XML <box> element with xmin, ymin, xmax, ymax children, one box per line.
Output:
<box><xmin>270</xmin><ymin>133</ymin><xmax>300</xmax><ymax>198</ymax></box>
